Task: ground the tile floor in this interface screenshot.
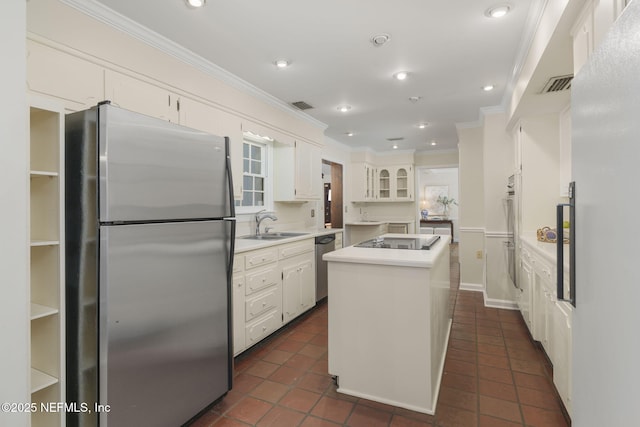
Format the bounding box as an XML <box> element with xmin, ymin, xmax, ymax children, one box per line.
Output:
<box><xmin>191</xmin><ymin>245</ymin><xmax>570</xmax><ymax>427</ymax></box>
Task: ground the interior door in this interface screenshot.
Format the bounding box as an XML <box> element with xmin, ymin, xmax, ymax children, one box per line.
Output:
<box><xmin>99</xmin><ymin>221</ymin><xmax>230</xmax><ymax>427</ymax></box>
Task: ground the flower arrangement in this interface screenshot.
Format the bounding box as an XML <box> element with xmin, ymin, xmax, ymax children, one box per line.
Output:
<box><xmin>437</xmin><ymin>195</ymin><xmax>457</xmax><ymax>217</ymax></box>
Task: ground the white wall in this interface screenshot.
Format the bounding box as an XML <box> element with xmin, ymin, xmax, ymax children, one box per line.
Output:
<box><xmin>457</xmin><ymin>126</ymin><xmax>485</xmax><ymax>290</ymax></box>
<box><xmin>417</xmin><ymin>167</ymin><xmax>459</xmax><ymax>240</ymax></box>
<box><xmin>483</xmin><ymin>111</ymin><xmax>517</xmax><ymax>305</ymax></box>
<box><xmin>0</xmin><ymin>2</ymin><xmax>30</xmax><ymax>425</ymax></box>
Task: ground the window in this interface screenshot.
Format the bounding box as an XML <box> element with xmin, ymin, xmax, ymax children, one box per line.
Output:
<box><xmin>236</xmin><ymin>135</ymin><xmax>272</xmax><ymax>213</ymax></box>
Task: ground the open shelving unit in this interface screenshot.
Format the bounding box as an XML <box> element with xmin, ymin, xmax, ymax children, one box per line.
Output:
<box><xmin>28</xmin><ymin>96</ymin><xmax>65</xmax><ymax>427</ymax></box>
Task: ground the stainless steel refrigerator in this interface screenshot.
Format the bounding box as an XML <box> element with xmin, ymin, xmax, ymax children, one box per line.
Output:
<box><xmin>65</xmin><ymin>102</ymin><xmax>235</xmax><ymax>426</ymax></box>
<box><xmin>570</xmin><ymin>2</ymin><xmax>640</xmax><ymax>425</ymax></box>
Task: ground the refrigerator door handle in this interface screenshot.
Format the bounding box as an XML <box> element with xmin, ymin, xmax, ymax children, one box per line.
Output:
<box><xmin>556</xmin><ymin>181</ymin><xmax>576</xmax><ymax>307</ymax></box>
<box><xmin>225</xmin><ymin>137</ymin><xmax>236</xmax><ymax>218</ymax></box>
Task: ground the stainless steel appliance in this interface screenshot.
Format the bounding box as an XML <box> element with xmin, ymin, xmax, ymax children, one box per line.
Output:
<box><xmin>355</xmin><ymin>235</ymin><xmax>440</xmax><ymax>249</ymax></box>
<box><xmin>505</xmin><ymin>174</ymin><xmax>516</xmax><ymax>287</ymax></box>
<box><xmin>65</xmin><ymin>102</ymin><xmax>235</xmax><ymax>426</ymax></box>
<box><xmin>571</xmin><ymin>3</ymin><xmax>640</xmax><ymax>423</ymax></box>
<box><xmin>315</xmin><ymin>233</ymin><xmax>335</xmax><ymax>301</ymax></box>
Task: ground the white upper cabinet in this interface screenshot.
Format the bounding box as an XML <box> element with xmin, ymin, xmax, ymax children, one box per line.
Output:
<box><xmin>393</xmin><ymin>165</ymin><xmax>413</xmax><ymax>201</ymax></box>
<box><xmin>27</xmin><ymin>40</ymin><xmax>103</xmax><ymax>112</ymax></box>
<box><xmin>104</xmin><ymin>70</ymin><xmax>179</xmax><ymax>122</ymax></box>
<box><xmin>351</xmin><ymin>163</ymin><xmax>377</xmax><ymax>202</ymax></box>
<box><xmin>179</xmin><ymin>98</ymin><xmax>243</xmax><ymax>200</ymax></box>
<box><xmin>274</xmin><ymin>140</ymin><xmax>322</xmax><ymax>201</ymax></box>
<box><xmin>572</xmin><ymin>0</ymin><xmax>629</xmax><ymax>75</ymax></box>
<box><xmin>371</xmin><ymin>165</ymin><xmax>414</xmax><ymax>202</ymax></box>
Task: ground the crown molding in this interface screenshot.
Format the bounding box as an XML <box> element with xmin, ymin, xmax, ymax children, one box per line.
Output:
<box><xmin>501</xmin><ymin>0</ymin><xmax>549</xmax><ymax>110</ymax></box>
<box><xmin>59</xmin><ymin>0</ymin><xmax>328</xmax><ymax>131</ymax></box>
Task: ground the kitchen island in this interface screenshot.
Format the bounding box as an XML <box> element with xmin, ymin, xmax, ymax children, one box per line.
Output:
<box><xmin>324</xmin><ymin>234</ymin><xmax>452</xmax><ymax>414</ymax></box>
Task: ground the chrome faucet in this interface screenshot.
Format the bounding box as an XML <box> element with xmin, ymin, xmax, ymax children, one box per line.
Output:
<box><xmin>255</xmin><ymin>209</ymin><xmax>278</xmax><ymax>236</ymax></box>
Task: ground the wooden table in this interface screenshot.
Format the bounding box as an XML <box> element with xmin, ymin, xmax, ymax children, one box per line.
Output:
<box><xmin>420</xmin><ymin>219</ymin><xmax>453</xmax><ymax>240</ymax></box>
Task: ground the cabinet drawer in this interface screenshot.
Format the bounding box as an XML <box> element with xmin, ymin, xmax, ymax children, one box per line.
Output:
<box><xmin>245</xmin><ymin>248</ymin><xmax>278</xmax><ymax>270</ymax></box>
<box><xmin>246</xmin><ymin>286</ymin><xmax>281</xmax><ymax>322</ymax></box>
<box><xmin>279</xmin><ymin>239</ymin><xmax>314</xmax><ymax>259</ymax></box>
<box><xmin>245</xmin><ymin>309</ymin><xmax>281</xmax><ymax>347</ymax></box>
<box><xmin>245</xmin><ymin>265</ymin><xmax>280</xmax><ymax>295</ymax></box>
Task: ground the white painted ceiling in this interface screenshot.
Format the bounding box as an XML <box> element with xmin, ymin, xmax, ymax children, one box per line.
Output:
<box><xmin>90</xmin><ymin>0</ymin><xmax>541</xmax><ymax>152</ymax></box>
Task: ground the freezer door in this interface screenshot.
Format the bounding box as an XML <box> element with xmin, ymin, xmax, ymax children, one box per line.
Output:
<box><xmin>99</xmin><ymin>221</ymin><xmax>231</xmax><ymax>427</ymax></box>
<box><xmin>98</xmin><ymin>103</ymin><xmax>230</xmax><ymax>222</ymax></box>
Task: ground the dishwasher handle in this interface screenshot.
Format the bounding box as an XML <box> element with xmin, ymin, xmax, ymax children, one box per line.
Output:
<box><xmin>315</xmin><ymin>234</ymin><xmax>336</xmax><ymax>245</ymax></box>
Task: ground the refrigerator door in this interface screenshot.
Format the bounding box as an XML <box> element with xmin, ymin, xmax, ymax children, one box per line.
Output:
<box><xmin>572</xmin><ymin>3</ymin><xmax>640</xmax><ymax>425</ymax></box>
<box><xmin>98</xmin><ymin>103</ymin><xmax>230</xmax><ymax>222</ymax></box>
<box><xmin>99</xmin><ymin>221</ymin><xmax>231</xmax><ymax>427</ymax></box>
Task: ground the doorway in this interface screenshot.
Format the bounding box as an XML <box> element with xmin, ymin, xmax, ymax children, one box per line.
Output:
<box><xmin>322</xmin><ymin>160</ymin><xmax>343</xmax><ymax>228</ymax></box>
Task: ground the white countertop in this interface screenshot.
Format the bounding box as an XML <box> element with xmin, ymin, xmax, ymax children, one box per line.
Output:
<box><xmin>234</xmin><ymin>228</ymin><xmax>342</xmax><ymax>253</ymax></box>
<box><xmin>520</xmin><ymin>234</ymin><xmax>570</xmax><ymax>271</ymax></box>
<box><xmin>345</xmin><ymin>220</ymin><xmax>413</xmax><ymax>226</ymax></box>
<box><xmin>323</xmin><ymin>233</ymin><xmax>450</xmax><ymax>268</ymax></box>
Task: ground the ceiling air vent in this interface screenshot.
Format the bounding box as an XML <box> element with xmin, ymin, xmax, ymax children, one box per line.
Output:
<box><xmin>291</xmin><ymin>101</ymin><xmax>314</xmax><ymax>111</ymax></box>
<box><xmin>541</xmin><ymin>74</ymin><xmax>573</xmax><ymax>93</ymax></box>
<box><xmin>386</xmin><ymin>137</ymin><xmax>404</xmax><ymax>142</ymax></box>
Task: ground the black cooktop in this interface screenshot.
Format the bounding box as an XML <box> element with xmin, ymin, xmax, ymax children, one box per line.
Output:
<box><xmin>355</xmin><ymin>235</ymin><xmax>440</xmax><ymax>250</ymax></box>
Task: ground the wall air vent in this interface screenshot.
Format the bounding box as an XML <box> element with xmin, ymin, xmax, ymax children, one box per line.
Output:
<box><xmin>541</xmin><ymin>74</ymin><xmax>574</xmax><ymax>93</ymax></box>
<box><xmin>291</xmin><ymin>101</ymin><xmax>314</xmax><ymax>110</ymax></box>
<box><xmin>386</xmin><ymin>137</ymin><xmax>405</xmax><ymax>142</ymax></box>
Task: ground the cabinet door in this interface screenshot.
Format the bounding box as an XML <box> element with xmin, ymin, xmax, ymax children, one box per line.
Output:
<box><xmin>551</xmin><ymin>302</ymin><xmax>573</xmax><ymax>416</ymax></box>
<box><xmin>298</xmin><ymin>258</ymin><xmax>315</xmax><ymax>312</ymax></box>
<box><xmin>282</xmin><ymin>263</ymin><xmax>300</xmax><ymax>323</ymax></box>
<box><xmin>179</xmin><ymin>98</ymin><xmax>243</xmax><ymax>200</ymax></box>
<box><xmin>519</xmin><ymin>257</ymin><xmax>533</xmax><ymax>333</ymax></box>
<box><xmin>232</xmin><ymin>274</ymin><xmax>246</xmax><ymax>355</ymax></box>
<box><xmin>105</xmin><ymin>70</ymin><xmax>179</xmax><ymax>122</ymax></box>
<box><xmin>394</xmin><ymin>165</ymin><xmax>413</xmax><ymax>200</ymax></box>
<box><xmin>27</xmin><ymin>40</ymin><xmax>104</xmax><ymax>112</ymax></box>
<box><xmin>295</xmin><ymin>141</ymin><xmax>321</xmax><ymax>199</ymax></box>
<box><xmin>378</xmin><ymin>169</ymin><xmax>391</xmax><ymax>200</ymax></box>
<box><xmin>532</xmin><ymin>272</ymin><xmax>546</xmax><ymax>343</ymax></box>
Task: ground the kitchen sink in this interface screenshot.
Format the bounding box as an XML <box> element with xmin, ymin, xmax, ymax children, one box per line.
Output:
<box><xmin>240</xmin><ymin>232</ymin><xmax>309</xmax><ymax>240</ymax></box>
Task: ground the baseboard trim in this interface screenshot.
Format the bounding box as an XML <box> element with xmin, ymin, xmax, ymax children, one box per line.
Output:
<box><xmin>459</xmin><ymin>282</ymin><xmax>484</xmax><ymax>292</ymax></box>
<box><xmin>483</xmin><ymin>291</ymin><xmax>518</xmax><ymax>310</ymax></box>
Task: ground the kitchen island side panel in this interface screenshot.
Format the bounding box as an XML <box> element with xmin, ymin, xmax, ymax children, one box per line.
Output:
<box><xmin>327</xmin><ymin>257</ymin><xmax>450</xmax><ymax>414</ymax></box>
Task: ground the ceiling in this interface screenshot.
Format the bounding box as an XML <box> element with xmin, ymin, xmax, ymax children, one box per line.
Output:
<box><xmin>90</xmin><ymin>0</ymin><xmax>542</xmax><ymax>152</ymax></box>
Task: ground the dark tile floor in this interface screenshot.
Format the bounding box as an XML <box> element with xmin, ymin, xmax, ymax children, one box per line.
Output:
<box><xmin>191</xmin><ymin>245</ymin><xmax>570</xmax><ymax>426</ymax></box>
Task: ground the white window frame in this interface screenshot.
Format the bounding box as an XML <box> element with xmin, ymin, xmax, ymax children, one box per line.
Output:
<box><xmin>235</xmin><ymin>134</ymin><xmax>273</xmax><ymax>215</ymax></box>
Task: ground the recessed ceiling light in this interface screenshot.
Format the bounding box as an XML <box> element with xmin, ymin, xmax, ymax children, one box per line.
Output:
<box><xmin>275</xmin><ymin>59</ymin><xmax>290</xmax><ymax>68</ymax></box>
<box><xmin>418</xmin><ymin>123</ymin><xmax>428</xmax><ymax>129</ymax></box>
<box><xmin>430</xmin><ymin>141</ymin><xmax>437</xmax><ymax>146</ymax></box>
<box><xmin>483</xmin><ymin>84</ymin><xmax>495</xmax><ymax>91</ymax></box>
<box><xmin>392</xmin><ymin>144</ymin><xmax>399</xmax><ymax>150</ymax></box>
<box><xmin>485</xmin><ymin>4</ymin><xmax>511</xmax><ymax>18</ymax></box>
<box><xmin>346</xmin><ymin>132</ymin><xmax>354</xmax><ymax>137</ymax></box>
<box><xmin>370</xmin><ymin>33</ymin><xmax>391</xmax><ymax>47</ymax></box>
<box><xmin>185</xmin><ymin>0</ymin><xmax>206</xmax><ymax>8</ymax></box>
<box><xmin>337</xmin><ymin>105</ymin><xmax>352</xmax><ymax>113</ymax></box>
<box><xmin>409</xmin><ymin>96</ymin><xmax>422</xmax><ymax>103</ymax></box>
<box><xmin>393</xmin><ymin>71</ymin><xmax>408</xmax><ymax>81</ymax></box>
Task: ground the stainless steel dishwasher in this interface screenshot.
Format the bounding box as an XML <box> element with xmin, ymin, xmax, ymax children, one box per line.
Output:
<box><xmin>315</xmin><ymin>233</ymin><xmax>336</xmax><ymax>301</ymax></box>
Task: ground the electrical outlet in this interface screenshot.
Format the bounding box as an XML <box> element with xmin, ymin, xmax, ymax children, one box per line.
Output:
<box><xmin>311</xmin><ymin>209</ymin><xmax>315</xmax><ymax>218</ymax></box>
<box><xmin>476</xmin><ymin>250</ymin><xmax>483</xmax><ymax>259</ymax></box>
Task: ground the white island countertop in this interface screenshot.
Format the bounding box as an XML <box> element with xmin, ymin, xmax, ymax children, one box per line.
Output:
<box><xmin>324</xmin><ymin>233</ymin><xmax>450</xmax><ymax>268</ymax></box>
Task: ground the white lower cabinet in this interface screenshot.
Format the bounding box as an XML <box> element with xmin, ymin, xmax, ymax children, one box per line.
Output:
<box><xmin>232</xmin><ymin>254</ymin><xmax>245</xmax><ymax>356</ymax></box>
<box><xmin>232</xmin><ymin>238</ymin><xmax>315</xmax><ymax>354</ymax></box>
<box><xmin>519</xmin><ymin>239</ymin><xmax>572</xmax><ymax>418</ymax></box>
<box><xmin>282</xmin><ymin>254</ymin><xmax>315</xmax><ymax>323</ymax></box>
<box><xmin>518</xmin><ymin>247</ymin><xmax>533</xmax><ymax>333</ymax></box>
<box><xmin>551</xmin><ymin>301</ymin><xmax>573</xmax><ymax>416</ymax></box>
